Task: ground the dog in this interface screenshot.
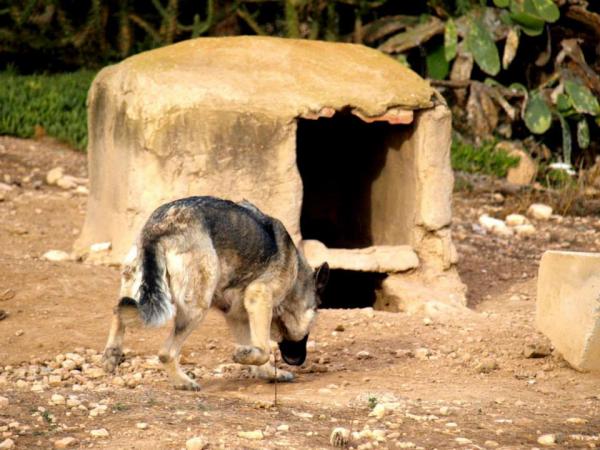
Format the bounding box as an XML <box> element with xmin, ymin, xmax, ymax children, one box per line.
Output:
<box><xmin>102</xmin><ymin>196</ymin><xmax>329</xmax><ymax>390</ymax></box>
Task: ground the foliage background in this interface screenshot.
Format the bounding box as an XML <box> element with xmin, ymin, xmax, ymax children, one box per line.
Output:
<box><xmin>0</xmin><ymin>0</ymin><xmax>599</xmax><ymax>166</ymax></box>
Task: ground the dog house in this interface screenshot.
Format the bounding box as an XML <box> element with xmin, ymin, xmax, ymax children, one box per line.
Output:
<box><xmin>75</xmin><ymin>36</ymin><xmax>466</xmax><ymax>312</ymax></box>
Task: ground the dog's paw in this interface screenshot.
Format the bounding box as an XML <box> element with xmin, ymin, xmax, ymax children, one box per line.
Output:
<box><xmin>102</xmin><ymin>347</ymin><xmax>124</xmax><ymax>373</ymax></box>
<box><xmin>174</xmin><ymin>380</ymin><xmax>201</xmax><ymax>391</ymax></box>
<box><xmin>254</xmin><ymin>365</ymin><xmax>295</xmax><ymax>383</ymax></box>
<box><xmin>232</xmin><ymin>345</ymin><xmax>269</xmax><ymax>366</ymax></box>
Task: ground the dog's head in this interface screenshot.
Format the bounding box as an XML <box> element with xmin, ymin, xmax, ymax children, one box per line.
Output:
<box><xmin>276</xmin><ymin>262</ymin><xmax>329</xmax><ymax>366</ymax></box>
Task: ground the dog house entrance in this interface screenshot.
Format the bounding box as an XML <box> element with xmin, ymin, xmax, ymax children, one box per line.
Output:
<box><xmin>296</xmin><ymin>112</ymin><xmax>418</xmax><ymax>309</ymax></box>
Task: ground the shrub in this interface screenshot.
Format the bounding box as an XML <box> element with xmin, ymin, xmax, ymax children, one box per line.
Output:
<box><xmin>451</xmin><ymin>137</ymin><xmax>520</xmax><ymax>178</ymax></box>
<box><xmin>0</xmin><ymin>70</ymin><xmax>95</xmax><ymax>150</ymax></box>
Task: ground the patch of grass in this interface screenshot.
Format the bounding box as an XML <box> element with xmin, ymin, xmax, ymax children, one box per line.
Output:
<box><xmin>451</xmin><ymin>137</ymin><xmax>520</xmax><ymax>178</ymax></box>
<box><xmin>0</xmin><ymin>70</ymin><xmax>96</xmax><ymax>150</ymax></box>
<box><xmin>114</xmin><ymin>402</ymin><xmax>129</xmax><ymax>411</ymax></box>
<box><xmin>367</xmin><ymin>396</ymin><xmax>378</xmax><ymax>410</ymax></box>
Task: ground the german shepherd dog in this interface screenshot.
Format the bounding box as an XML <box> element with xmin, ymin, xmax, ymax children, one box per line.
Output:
<box><xmin>102</xmin><ymin>196</ymin><xmax>329</xmax><ymax>390</ymax></box>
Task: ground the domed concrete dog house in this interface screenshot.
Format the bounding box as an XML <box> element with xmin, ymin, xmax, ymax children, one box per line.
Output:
<box><xmin>75</xmin><ymin>36</ymin><xmax>466</xmax><ymax>312</ymax></box>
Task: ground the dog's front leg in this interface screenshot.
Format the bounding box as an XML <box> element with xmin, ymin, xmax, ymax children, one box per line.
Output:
<box><xmin>233</xmin><ymin>282</ymin><xmax>272</xmax><ymax>366</ymax></box>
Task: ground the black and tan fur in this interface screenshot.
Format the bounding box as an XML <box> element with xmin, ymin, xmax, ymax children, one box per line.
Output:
<box><xmin>102</xmin><ymin>196</ymin><xmax>329</xmax><ymax>390</ymax></box>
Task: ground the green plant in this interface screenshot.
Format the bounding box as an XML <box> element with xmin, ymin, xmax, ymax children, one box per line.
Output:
<box><xmin>451</xmin><ymin>137</ymin><xmax>520</xmax><ymax>177</ymax></box>
<box><xmin>0</xmin><ymin>70</ymin><xmax>94</xmax><ymax>149</ymax></box>
<box><xmin>367</xmin><ymin>395</ymin><xmax>378</xmax><ymax>410</ymax></box>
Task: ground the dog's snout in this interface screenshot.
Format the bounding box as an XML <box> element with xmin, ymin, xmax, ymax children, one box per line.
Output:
<box><xmin>278</xmin><ymin>334</ymin><xmax>308</xmax><ymax>366</ymax></box>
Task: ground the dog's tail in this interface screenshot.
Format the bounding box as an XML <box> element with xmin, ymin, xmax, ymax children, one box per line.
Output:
<box><xmin>117</xmin><ymin>240</ymin><xmax>174</xmax><ymax>327</ymax></box>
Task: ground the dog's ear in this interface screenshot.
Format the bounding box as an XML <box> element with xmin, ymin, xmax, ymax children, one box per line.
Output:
<box><xmin>314</xmin><ymin>262</ymin><xmax>329</xmax><ymax>295</ymax></box>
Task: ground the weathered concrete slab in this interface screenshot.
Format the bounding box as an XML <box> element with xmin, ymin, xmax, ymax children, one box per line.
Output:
<box><xmin>537</xmin><ymin>250</ymin><xmax>600</xmax><ymax>371</ymax></box>
<box><xmin>300</xmin><ymin>240</ymin><xmax>419</xmax><ymax>273</ymax></box>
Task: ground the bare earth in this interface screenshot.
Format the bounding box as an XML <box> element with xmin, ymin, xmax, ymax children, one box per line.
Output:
<box><xmin>1</xmin><ymin>136</ymin><xmax>600</xmax><ymax>449</ymax></box>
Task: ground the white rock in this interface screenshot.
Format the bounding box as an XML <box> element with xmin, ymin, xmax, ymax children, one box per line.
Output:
<box><xmin>505</xmin><ymin>213</ymin><xmax>527</xmax><ymax>227</ymax></box>
<box><xmin>136</xmin><ymin>422</ymin><xmax>148</xmax><ymax>430</ymax></box>
<box><xmin>56</xmin><ymin>176</ymin><xmax>78</xmax><ymax>190</ymax></box>
<box><xmin>42</xmin><ymin>250</ymin><xmax>71</xmax><ymax>262</ymax></box>
<box><xmin>566</xmin><ymin>417</ymin><xmax>588</xmax><ymax>425</ymax></box>
<box><xmin>515</xmin><ymin>224</ymin><xmax>536</xmax><ymax>237</ymax></box>
<box><xmin>186</xmin><ymin>437</ymin><xmax>208</xmax><ymax>450</ymax></box>
<box><xmin>396</xmin><ymin>442</ymin><xmax>416</xmax><ymax>448</ymax></box>
<box><xmin>0</xmin><ymin>397</ymin><xmax>8</xmax><ymax>409</ymax></box>
<box><xmin>50</xmin><ymin>394</ymin><xmax>65</xmax><ymax>405</ymax></box>
<box><xmin>356</xmin><ymin>351</ymin><xmax>372</xmax><ymax>360</ymax></box>
<box><xmin>330</xmin><ymin>427</ymin><xmax>350</xmax><ymax>447</ymax></box>
<box><xmin>528</xmin><ymin>203</ymin><xmax>553</xmax><ymax>220</ymax></box>
<box><xmin>90</xmin><ymin>428</ymin><xmax>109</xmax><ymax>438</ymax></box>
<box><xmin>46</xmin><ymin>167</ymin><xmax>64</xmax><ymax>185</ymax></box>
<box><xmin>478</xmin><ymin>214</ymin><xmax>513</xmax><ymax>237</ymax></box>
<box><xmin>0</xmin><ymin>439</ymin><xmax>14</xmax><ymax>449</ymax></box>
<box><xmin>84</xmin><ymin>367</ymin><xmax>105</xmax><ymax>379</ymax></box>
<box><xmin>414</xmin><ymin>348</ymin><xmax>431</xmax><ymax>360</ymax></box>
<box><xmin>48</xmin><ymin>375</ymin><xmax>62</xmax><ymax>386</ymax></box>
<box><xmin>90</xmin><ymin>242</ymin><xmax>111</xmax><ymax>253</ymax></box>
<box><xmin>237</xmin><ymin>430</ymin><xmax>264</xmax><ymax>440</ymax></box>
<box><xmin>54</xmin><ymin>437</ymin><xmax>77</xmax><ymax>448</ymax></box>
<box><xmin>276</xmin><ymin>424</ymin><xmax>289</xmax><ymax>432</ymax></box>
<box><xmin>537</xmin><ymin>434</ymin><xmax>556</xmax><ymax>446</ymax></box>
<box><xmin>74</xmin><ymin>186</ymin><xmax>89</xmax><ymax>195</ymax></box>
<box><xmin>455</xmin><ymin>437</ymin><xmax>472</xmax><ymax>445</ymax></box>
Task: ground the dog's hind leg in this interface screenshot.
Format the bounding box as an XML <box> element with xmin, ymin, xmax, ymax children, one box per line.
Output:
<box><xmin>102</xmin><ymin>305</ymin><xmax>126</xmax><ymax>372</ymax></box>
<box><xmin>158</xmin><ymin>248</ymin><xmax>217</xmax><ymax>391</ymax></box>
<box><xmin>226</xmin><ymin>315</ymin><xmax>294</xmax><ymax>382</ymax></box>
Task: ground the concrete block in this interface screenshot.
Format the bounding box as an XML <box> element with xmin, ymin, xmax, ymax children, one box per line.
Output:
<box><xmin>536</xmin><ymin>250</ymin><xmax>600</xmax><ymax>371</ymax></box>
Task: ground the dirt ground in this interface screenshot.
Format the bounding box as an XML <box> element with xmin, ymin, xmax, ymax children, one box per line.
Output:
<box><xmin>1</xmin><ymin>136</ymin><xmax>600</xmax><ymax>450</ymax></box>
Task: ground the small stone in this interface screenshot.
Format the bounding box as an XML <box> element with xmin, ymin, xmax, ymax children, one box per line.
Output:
<box><xmin>50</xmin><ymin>394</ymin><xmax>65</xmax><ymax>405</ymax></box>
<box><xmin>48</xmin><ymin>375</ymin><xmax>62</xmax><ymax>386</ymax></box>
<box><xmin>528</xmin><ymin>203</ymin><xmax>553</xmax><ymax>221</ymax></box>
<box><xmin>565</xmin><ymin>417</ymin><xmax>588</xmax><ymax>425</ymax></box>
<box><xmin>56</xmin><ymin>176</ymin><xmax>78</xmax><ymax>190</ymax></box>
<box><xmin>90</xmin><ymin>428</ymin><xmax>109</xmax><ymax>438</ymax></box>
<box><xmin>334</xmin><ymin>324</ymin><xmax>345</xmax><ymax>332</ymax></box>
<box><xmin>237</xmin><ymin>430</ymin><xmax>264</xmax><ymax>440</ymax></box>
<box><xmin>0</xmin><ymin>397</ymin><xmax>8</xmax><ymax>409</ymax></box>
<box><xmin>42</xmin><ymin>250</ymin><xmax>71</xmax><ymax>262</ymax></box>
<box><xmin>439</xmin><ymin>406</ymin><xmax>450</xmax><ymax>416</ymax></box>
<box><xmin>0</xmin><ymin>438</ymin><xmax>15</xmax><ymax>449</ymax></box>
<box><xmin>537</xmin><ymin>433</ymin><xmax>556</xmax><ymax>446</ymax></box>
<box><xmin>90</xmin><ymin>242</ymin><xmax>111</xmax><ymax>253</ymax></box>
<box><xmin>396</xmin><ymin>442</ymin><xmax>416</xmax><ymax>449</ymax></box>
<box><xmin>476</xmin><ymin>358</ymin><xmax>498</xmax><ymax>373</ymax></box>
<box><xmin>54</xmin><ymin>437</ymin><xmax>78</xmax><ymax>448</ymax></box>
<box><xmin>455</xmin><ymin>437</ymin><xmax>472</xmax><ymax>445</ymax></box>
<box><xmin>523</xmin><ymin>342</ymin><xmax>552</xmax><ymax>359</ymax></box>
<box><xmin>276</xmin><ymin>424</ymin><xmax>289</xmax><ymax>432</ymax></box>
<box><xmin>515</xmin><ymin>224</ymin><xmax>536</xmax><ymax>237</ymax></box>
<box><xmin>356</xmin><ymin>351</ymin><xmax>373</xmax><ymax>360</ymax></box>
<box><xmin>479</xmin><ymin>214</ymin><xmax>513</xmax><ymax>237</ymax></box>
<box><xmin>136</xmin><ymin>422</ymin><xmax>149</xmax><ymax>430</ymax></box>
<box><xmin>46</xmin><ymin>167</ymin><xmax>64</xmax><ymax>185</ymax></box>
<box><xmin>74</xmin><ymin>186</ymin><xmax>89</xmax><ymax>195</ymax></box>
<box><xmin>186</xmin><ymin>437</ymin><xmax>208</xmax><ymax>450</ymax></box>
<box><xmin>484</xmin><ymin>440</ymin><xmax>499</xmax><ymax>447</ymax></box>
<box><xmin>505</xmin><ymin>213</ymin><xmax>527</xmax><ymax>227</ymax></box>
<box><xmin>414</xmin><ymin>348</ymin><xmax>430</xmax><ymax>360</ymax></box>
<box><xmin>84</xmin><ymin>367</ymin><xmax>105</xmax><ymax>379</ymax></box>
<box><xmin>330</xmin><ymin>427</ymin><xmax>350</xmax><ymax>447</ymax></box>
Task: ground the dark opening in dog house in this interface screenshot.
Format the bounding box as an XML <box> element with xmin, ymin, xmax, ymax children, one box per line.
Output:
<box><xmin>318</xmin><ymin>270</ymin><xmax>387</xmax><ymax>309</ymax></box>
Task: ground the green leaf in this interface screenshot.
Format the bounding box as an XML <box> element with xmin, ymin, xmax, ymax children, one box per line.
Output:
<box><xmin>444</xmin><ymin>19</ymin><xmax>457</xmax><ymax>62</ymax></box>
<box><xmin>427</xmin><ymin>45</ymin><xmax>450</xmax><ymax>80</ymax></box>
<box><xmin>564</xmin><ymin>80</ymin><xmax>600</xmax><ymax>115</ymax></box>
<box><xmin>524</xmin><ymin>92</ymin><xmax>552</xmax><ymax>134</ymax></box>
<box><xmin>577</xmin><ymin>117</ymin><xmax>590</xmax><ymax>149</ymax></box>
<box><xmin>531</xmin><ymin>0</ymin><xmax>560</xmax><ymax>23</ymax></box>
<box><xmin>556</xmin><ymin>93</ymin><xmax>571</xmax><ymax>112</ymax></box>
<box><xmin>509</xmin><ymin>0</ymin><xmax>545</xmax><ymax>36</ymax></box>
<box><xmin>557</xmin><ymin>113</ymin><xmax>572</xmax><ymax>164</ymax></box>
<box><xmin>493</xmin><ymin>0</ymin><xmax>510</xmax><ymax>7</ymax></box>
<box><xmin>466</xmin><ymin>18</ymin><xmax>500</xmax><ymax>76</ymax></box>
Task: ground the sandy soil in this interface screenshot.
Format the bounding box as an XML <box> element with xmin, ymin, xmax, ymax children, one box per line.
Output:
<box><xmin>1</xmin><ymin>136</ymin><xmax>600</xmax><ymax>449</ymax></box>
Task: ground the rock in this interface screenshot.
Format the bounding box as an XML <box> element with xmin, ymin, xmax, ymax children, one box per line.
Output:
<box><xmin>90</xmin><ymin>242</ymin><xmax>111</xmax><ymax>253</ymax></box>
<box><xmin>0</xmin><ymin>439</ymin><xmax>14</xmax><ymax>449</ymax></box>
<box><xmin>54</xmin><ymin>437</ymin><xmax>78</xmax><ymax>448</ymax></box>
<box><xmin>537</xmin><ymin>251</ymin><xmax>600</xmax><ymax>371</ymax></box>
<box><xmin>498</xmin><ymin>142</ymin><xmax>537</xmax><ymax>186</ymax></box>
<box><xmin>505</xmin><ymin>213</ymin><xmax>527</xmax><ymax>227</ymax></box>
<box><xmin>136</xmin><ymin>422</ymin><xmax>149</xmax><ymax>430</ymax></box>
<box><xmin>523</xmin><ymin>342</ymin><xmax>552</xmax><ymax>359</ymax></box>
<box><xmin>48</xmin><ymin>375</ymin><xmax>62</xmax><ymax>386</ymax></box>
<box><xmin>74</xmin><ymin>185</ymin><xmax>89</xmax><ymax>195</ymax></box>
<box><xmin>56</xmin><ymin>176</ymin><xmax>78</xmax><ymax>190</ymax></box>
<box><xmin>478</xmin><ymin>214</ymin><xmax>513</xmax><ymax>237</ymax></box>
<box><xmin>237</xmin><ymin>430</ymin><xmax>264</xmax><ymax>440</ymax></box>
<box><xmin>90</xmin><ymin>428</ymin><xmax>109</xmax><ymax>438</ymax></box>
<box><xmin>566</xmin><ymin>417</ymin><xmax>588</xmax><ymax>425</ymax></box>
<box><xmin>50</xmin><ymin>394</ymin><xmax>65</xmax><ymax>405</ymax></box>
<box><xmin>186</xmin><ymin>437</ymin><xmax>209</xmax><ymax>450</ymax></box>
<box><xmin>276</xmin><ymin>424</ymin><xmax>289</xmax><ymax>432</ymax></box>
<box><xmin>476</xmin><ymin>358</ymin><xmax>498</xmax><ymax>373</ymax></box>
<box><xmin>484</xmin><ymin>440</ymin><xmax>499</xmax><ymax>447</ymax></box>
<box><xmin>455</xmin><ymin>437</ymin><xmax>472</xmax><ymax>445</ymax></box>
<box><xmin>42</xmin><ymin>250</ymin><xmax>71</xmax><ymax>262</ymax></box>
<box><xmin>46</xmin><ymin>167</ymin><xmax>64</xmax><ymax>185</ymax></box>
<box><xmin>330</xmin><ymin>427</ymin><xmax>351</xmax><ymax>447</ymax></box>
<box><xmin>527</xmin><ymin>203</ymin><xmax>553</xmax><ymax>221</ymax></box>
<box><xmin>537</xmin><ymin>434</ymin><xmax>556</xmax><ymax>446</ymax></box>
<box><xmin>84</xmin><ymin>367</ymin><xmax>105</xmax><ymax>378</ymax></box>
<box><xmin>414</xmin><ymin>348</ymin><xmax>431</xmax><ymax>360</ymax></box>
<box><xmin>514</xmin><ymin>224</ymin><xmax>536</xmax><ymax>237</ymax></box>
<box><xmin>0</xmin><ymin>396</ymin><xmax>8</xmax><ymax>409</ymax></box>
<box><xmin>356</xmin><ymin>351</ymin><xmax>373</xmax><ymax>360</ymax></box>
<box><xmin>334</xmin><ymin>324</ymin><xmax>345</xmax><ymax>332</ymax></box>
